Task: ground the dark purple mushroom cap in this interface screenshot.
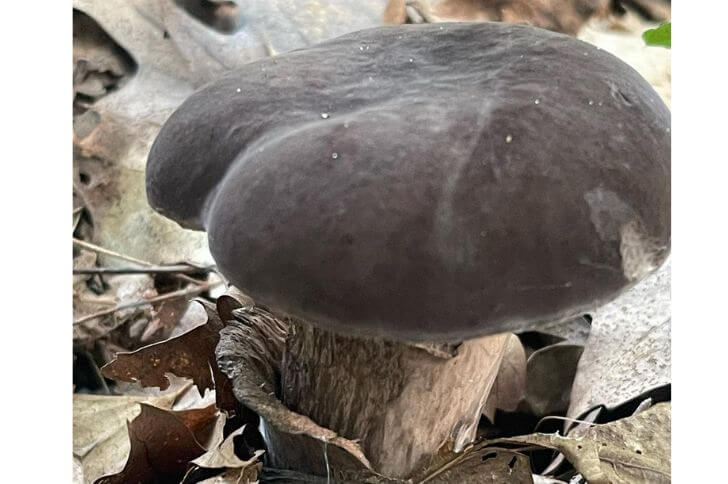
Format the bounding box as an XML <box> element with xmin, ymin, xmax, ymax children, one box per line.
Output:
<box><xmin>147</xmin><ymin>22</ymin><xmax>670</xmax><ymax>342</ymax></box>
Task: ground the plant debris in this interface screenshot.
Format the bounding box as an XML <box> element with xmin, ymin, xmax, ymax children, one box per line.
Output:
<box><xmin>497</xmin><ymin>403</ymin><xmax>671</xmax><ymax>483</ymax></box>
<box><xmin>568</xmin><ymin>259</ymin><xmax>671</xmax><ymax>425</ymax></box>
<box><xmin>102</xmin><ymin>300</ymin><xmax>240</xmax><ymax>416</ymax></box>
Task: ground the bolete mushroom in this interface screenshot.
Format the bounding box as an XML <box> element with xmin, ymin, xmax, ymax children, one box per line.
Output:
<box><xmin>146</xmin><ymin>22</ymin><xmax>670</xmax><ymax>479</ymax></box>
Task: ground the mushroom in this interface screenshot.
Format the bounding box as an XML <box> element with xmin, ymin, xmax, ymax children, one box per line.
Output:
<box><xmin>146</xmin><ymin>22</ymin><xmax>670</xmax><ymax>479</ymax></box>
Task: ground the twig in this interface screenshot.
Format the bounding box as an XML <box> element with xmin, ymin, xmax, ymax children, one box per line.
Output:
<box><xmin>74</xmin><ymin>265</ymin><xmax>212</xmax><ymax>275</ymax></box>
<box><xmin>72</xmin><ymin>206</ymin><xmax>85</xmax><ymax>216</ymax></box>
<box><xmin>72</xmin><ymin>238</ymin><xmax>209</xmax><ymax>284</ymax></box>
<box><xmin>73</xmin><ymin>281</ymin><xmax>219</xmax><ymax>325</ymax></box>
<box><xmin>73</xmin><ymin>238</ymin><xmax>160</xmax><ymax>267</ymax></box>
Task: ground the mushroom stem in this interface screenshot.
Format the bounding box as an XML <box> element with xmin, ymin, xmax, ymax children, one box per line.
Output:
<box><xmin>279</xmin><ymin>321</ymin><xmax>509</xmax><ymax>478</ymax></box>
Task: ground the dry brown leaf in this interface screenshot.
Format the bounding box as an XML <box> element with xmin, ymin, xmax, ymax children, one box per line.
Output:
<box><xmin>102</xmin><ymin>299</ymin><xmax>241</xmax><ymax>416</ymax></box>
<box><xmin>499</xmin><ymin>402</ymin><xmax>671</xmax><ymax>484</ymax></box>
<box><xmin>102</xmin><ymin>300</ymin><xmax>221</xmax><ymax>391</ymax></box>
<box><xmin>73</xmin><ymin>378</ymin><xmax>191</xmax><ymax>484</ymax></box>
<box><xmin>96</xmin><ymin>403</ymin><xmax>218</xmax><ymax>483</ymax></box>
<box><xmin>140</xmin><ymin>297</ymin><xmax>190</xmax><ymax>342</ymax></box>
<box><xmin>483</xmin><ymin>333</ymin><xmax>527</xmax><ymax>422</ymax></box>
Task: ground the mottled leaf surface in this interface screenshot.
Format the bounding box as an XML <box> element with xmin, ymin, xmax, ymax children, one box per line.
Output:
<box><xmin>568</xmin><ymin>260</ymin><xmax>670</xmax><ymax>422</ymax></box>
<box><xmin>502</xmin><ymin>403</ymin><xmax>671</xmax><ymax>484</ymax></box>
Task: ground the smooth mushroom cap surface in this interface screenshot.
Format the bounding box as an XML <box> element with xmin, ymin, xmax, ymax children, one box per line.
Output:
<box><xmin>147</xmin><ymin>22</ymin><xmax>670</xmax><ymax>342</ymax></box>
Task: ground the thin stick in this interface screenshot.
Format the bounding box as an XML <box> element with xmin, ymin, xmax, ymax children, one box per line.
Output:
<box><xmin>74</xmin><ymin>265</ymin><xmax>210</xmax><ymax>275</ymax></box>
<box><xmin>72</xmin><ymin>206</ymin><xmax>85</xmax><ymax>216</ymax></box>
<box><xmin>72</xmin><ymin>238</ymin><xmax>207</xmax><ymax>284</ymax></box>
<box><xmin>73</xmin><ymin>238</ymin><xmax>157</xmax><ymax>267</ymax></box>
<box><xmin>73</xmin><ymin>282</ymin><xmax>218</xmax><ymax>325</ymax></box>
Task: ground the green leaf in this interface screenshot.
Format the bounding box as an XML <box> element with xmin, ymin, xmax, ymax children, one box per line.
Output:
<box><xmin>643</xmin><ymin>22</ymin><xmax>671</xmax><ymax>48</ymax></box>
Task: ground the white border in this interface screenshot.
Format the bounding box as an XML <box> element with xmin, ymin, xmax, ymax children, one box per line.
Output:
<box><xmin>672</xmin><ymin>1</ymin><xmax>728</xmax><ymax>482</ymax></box>
<box><xmin>2</xmin><ymin>2</ymin><xmax>72</xmax><ymax>479</ymax></box>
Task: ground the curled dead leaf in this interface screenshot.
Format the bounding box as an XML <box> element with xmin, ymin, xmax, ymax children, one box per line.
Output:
<box><xmin>483</xmin><ymin>333</ymin><xmax>527</xmax><ymax>422</ymax></box>
<box><xmin>102</xmin><ymin>299</ymin><xmax>241</xmax><ymax>416</ymax></box>
<box><xmin>525</xmin><ymin>343</ymin><xmax>584</xmax><ymax>417</ymax></box>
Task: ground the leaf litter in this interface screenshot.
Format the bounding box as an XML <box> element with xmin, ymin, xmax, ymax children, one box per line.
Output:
<box><xmin>72</xmin><ymin>1</ymin><xmax>672</xmax><ymax>482</ymax></box>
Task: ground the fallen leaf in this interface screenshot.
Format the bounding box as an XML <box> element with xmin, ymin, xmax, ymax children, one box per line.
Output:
<box><xmin>525</xmin><ymin>343</ymin><xmax>584</xmax><ymax>417</ymax></box>
<box><xmin>73</xmin><ymin>9</ymin><xmax>135</xmax><ymax>107</ymax></box>
<box><xmin>140</xmin><ymin>297</ymin><xmax>190</xmax><ymax>342</ymax></box>
<box><xmin>183</xmin><ymin>425</ymin><xmax>264</xmax><ymax>483</ymax></box>
<box><xmin>170</xmin><ymin>298</ymin><xmax>210</xmax><ymax>337</ymax></box>
<box><xmin>419</xmin><ymin>448</ymin><xmax>534</xmax><ymax>483</ymax></box>
<box><xmin>498</xmin><ymin>403</ymin><xmax>671</xmax><ymax>484</ymax></box>
<box><xmin>483</xmin><ymin>333</ymin><xmax>527</xmax><ymax>422</ymax></box>
<box><xmin>102</xmin><ymin>300</ymin><xmax>241</xmax><ymax>416</ymax></box>
<box><xmin>102</xmin><ymin>300</ymin><xmax>221</xmax><ymax>391</ymax></box>
<box><xmin>567</xmin><ymin>259</ymin><xmax>670</xmax><ymax>424</ymax></box>
<box><xmin>96</xmin><ymin>403</ymin><xmax>218</xmax><ymax>483</ymax></box>
<box><xmin>73</xmin><ymin>378</ymin><xmax>191</xmax><ymax>483</ymax></box>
